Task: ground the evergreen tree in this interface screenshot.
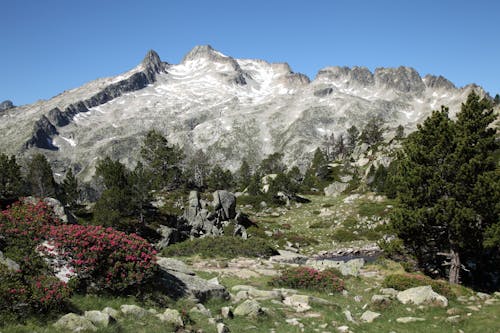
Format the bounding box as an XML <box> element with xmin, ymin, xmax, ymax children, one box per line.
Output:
<box><xmin>361</xmin><ymin>117</ymin><xmax>384</xmax><ymax>146</ymax></box>
<box><xmin>334</xmin><ymin>134</ymin><xmax>346</xmax><ymax>159</ymax></box>
<box><xmin>259</xmin><ymin>152</ymin><xmax>286</xmax><ymax>175</ymax></box>
<box><xmin>140</xmin><ymin>129</ymin><xmax>184</xmax><ymax>190</ymax></box>
<box><xmin>346</xmin><ymin>125</ymin><xmax>360</xmax><ymax>154</ymax></box>
<box><xmin>391</xmin><ymin>93</ymin><xmax>499</xmax><ymax>285</ymax></box>
<box><xmin>128</xmin><ymin>161</ymin><xmax>153</xmax><ymax>224</ymax></box>
<box><xmin>185</xmin><ymin>149</ymin><xmax>210</xmax><ymax>189</ymax></box>
<box><xmin>62</xmin><ymin>168</ymin><xmax>79</xmax><ymax>208</ymax></box>
<box><xmin>246</xmin><ymin>172</ymin><xmax>262</xmax><ymax>195</ymax></box>
<box><xmin>95</xmin><ymin>156</ymin><xmax>128</xmax><ymax>189</ymax></box>
<box><xmin>206</xmin><ymin>165</ymin><xmax>234</xmax><ymax>191</ymax></box>
<box><xmin>0</xmin><ymin>153</ymin><xmax>23</xmax><ymax>200</ymax></box>
<box><xmin>494</xmin><ymin>93</ymin><xmax>500</xmax><ymax>105</ymax></box>
<box><xmin>395</xmin><ymin>125</ymin><xmax>405</xmax><ymax>140</ymax></box>
<box><xmin>237</xmin><ymin>159</ymin><xmax>252</xmax><ymax>191</ymax></box>
<box><xmin>26</xmin><ymin>153</ymin><xmax>57</xmax><ymax>198</ymax></box>
<box><xmin>302</xmin><ymin>148</ymin><xmax>330</xmax><ymax>190</ymax></box>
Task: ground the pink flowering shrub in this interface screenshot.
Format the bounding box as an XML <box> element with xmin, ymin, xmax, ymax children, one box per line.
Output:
<box><xmin>0</xmin><ymin>265</ymin><xmax>71</xmax><ymax>320</ymax></box>
<box><xmin>40</xmin><ymin>224</ymin><xmax>158</xmax><ymax>292</ymax></box>
<box><xmin>270</xmin><ymin>266</ymin><xmax>344</xmax><ymax>292</ymax></box>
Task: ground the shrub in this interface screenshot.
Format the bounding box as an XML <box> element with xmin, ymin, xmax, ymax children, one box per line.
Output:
<box><xmin>382</xmin><ymin>273</ymin><xmax>453</xmax><ymax>297</ymax></box>
<box><xmin>0</xmin><ymin>264</ymin><xmax>71</xmax><ymax>322</ymax></box>
<box><xmin>270</xmin><ymin>266</ymin><xmax>344</xmax><ymax>293</ymax></box>
<box><xmin>39</xmin><ymin>225</ymin><xmax>158</xmax><ymax>292</ymax></box>
<box><xmin>162</xmin><ymin>236</ymin><xmax>277</xmax><ymax>259</ymax></box>
<box><xmin>331</xmin><ymin>228</ymin><xmax>359</xmax><ymax>242</ymax></box>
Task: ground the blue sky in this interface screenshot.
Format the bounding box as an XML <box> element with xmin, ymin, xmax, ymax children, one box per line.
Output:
<box><xmin>1</xmin><ymin>0</ymin><xmax>499</xmax><ymax>106</ymax></box>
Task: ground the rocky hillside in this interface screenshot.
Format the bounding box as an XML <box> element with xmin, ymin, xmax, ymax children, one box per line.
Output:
<box><xmin>0</xmin><ymin>45</ymin><xmax>488</xmax><ymax>180</ymax></box>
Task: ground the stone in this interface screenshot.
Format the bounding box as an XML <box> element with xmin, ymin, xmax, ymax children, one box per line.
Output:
<box><xmin>269</xmin><ymin>250</ymin><xmax>308</xmax><ymax>264</ymax></box>
<box><xmin>285</xmin><ymin>318</ymin><xmax>304</xmax><ymax>329</ymax></box>
<box><xmin>337</xmin><ymin>325</ymin><xmax>350</xmax><ymax>333</ymax></box>
<box><xmin>485</xmin><ymin>298</ymin><xmax>498</xmax><ymax>305</ymax></box>
<box><xmin>102</xmin><ymin>307</ymin><xmax>120</xmax><ymax>319</ymax></box>
<box><xmin>360</xmin><ymin>310</ymin><xmax>381</xmax><ymax>323</ymax></box>
<box><xmin>446</xmin><ymin>308</ymin><xmax>462</xmax><ymax>315</ymax></box>
<box><xmin>353</xmin><ymin>295</ymin><xmax>363</xmax><ymax>302</ymax></box>
<box><xmin>283</xmin><ymin>295</ymin><xmax>312</xmax><ymax>312</ymax></box>
<box><xmin>221</xmin><ymin>306</ymin><xmax>233</xmax><ymax>319</ymax></box>
<box><xmin>156</xmin><ymin>257</ymin><xmax>195</xmax><ymax>275</ymax></box>
<box><xmin>22</xmin><ymin>196</ymin><xmax>77</xmax><ymax>224</ymax></box>
<box><xmin>343</xmin><ymin>310</ymin><xmax>355</xmax><ymax>322</ymax></box>
<box><xmin>305</xmin><ymin>258</ymin><xmax>365</xmax><ymax>277</ymax></box>
<box><xmin>120</xmin><ymin>304</ymin><xmax>148</xmax><ymax>318</ymax></box>
<box><xmin>213</xmin><ymin>190</ymin><xmax>237</xmax><ymax>220</ymax></box>
<box><xmin>494</xmin><ymin>291</ymin><xmax>500</xmax><ymax>298</ymax></box>
<box><xmin>396</xmin><ymin>316</ymin><xmax>425</xmax><ymax>323</ymax></box>
<box><xmin>234</xmin><ymin>299</ymin><xmax>263</xmax><ymax>317</ymax></box>
<box><xmin>84</xmin><ymin>310</ymin><xmax>111</xmax><ymax>327</ymax></box>
<box><xmin>217</xmin><ymin>322</ymin><xmax>230</xmax><ymax>333</ymax></box>
<box><xmin>446</xmin><ymin>315</ymin><xmax>461</xmax><ymax>323</ymax></box>
<box><xmin>380</xmin><ymin>287</ymin><xmax>399</xmax><ymax>297</ymax></box>
<box><xmin>158</xmin><ymin>262</ymin><xmax>229</xmax><ymax>302</ymax></box>
<box><xmin>53</xmin><ymin>313</ymin><xmax>97</xmax><ymax>332</ymax></box>
<box><xmin>156</xmin><ymin>225</ymin><xmax>178</xmax><ymax>249</ymax></box>
<box><xmin>396</xmin><ymin>285</ymin><xmax>448</xmax><ymax>307</ymax></box>
<box><xmin>231</xmin><ymin>285</ymin><xmax>282</xmax><ymax>300</ymax></box>
<box><xmin>0</xmin><ymin>250</ymin><xmax>20</xmax><ymax>271</ymax></box>
<box><xmin>324</xmin><ymin>182</ymin><xmax>349</xmax><ymax>197</ymax></box>
<box><xmin>156</xmin><ymin>308</ymin><xmax>183</xmax><ymax>327</ymax></box>
<box><xmin>476</xmin><ymin>292</ymin><xmax>491</xmax><ymax>300</ymax></box>
<box><xmin>190</xmin><ymin>303</ymin><xmax>212</xmax><ymax>317</ymax></box>
<box><xmin>0</xmin><ymin>100</ymin><xmax>15</xmax><ymax>112</ymax></box>
<box><xmin>371</xmin><ymin>294</ymin><xmax>391</xmax><ymax>305</ymax></box>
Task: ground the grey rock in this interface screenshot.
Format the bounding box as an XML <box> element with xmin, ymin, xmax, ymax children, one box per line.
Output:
<box><xmin>305</xmin><ymin>258</ymin><xmax>365</xmax><ymax>277</ymax></box>
<box><xmin>22</xmin><ymin>196</ymin><xmax>77</xmax><ymax>224</ymax></box>
<box><xmin>360</xmin><ymin>310</ymin><xmax>381</xmax><ymax>323</ymax></box>
<box><xmin>396</xmin><ymin>316</ymin><xmax>426</xmax><ymax>323</ymax></box>
<box><xmin>446</xmin><ymin>315</ymin><xmax>461</xmax><ymax>323</ymax></box>
<box><xmin>0</xmin><ymin>250</ymin><xmax>20</xmax><ymax>271</ymax></box>
<box><xmin>234</xmin><ymin>299</ymin><xmax>263</xmax><ymax>317</ymax></box>
<box><xmin>156</xmin><ymin>256</ymin><xmax>195</xmax><ymax>275</ymax></box>
<box><xmin>371</xmin><ymin>294</ymin><xmax>391</xmax><ymax>305</ymax></box>
<box><xmin>343</xmin><ymin>309</ymin><xmax>355</xmax><ymax>323</ymax></box>
<box><xmin>217</xmin><ymin>322</ymin><xmax>231</xmax><ymax>333</ymax></box>
<box><xmin>0</xmin><ymin>100</ymin><xmax>15</xmax><ymax>112</ymax></box>
<box><xmin>221</xmin><ymin>306</ymin><xmax>233</xmax><ymax>319</ymax></box>
<box><xmin>213</xmin><ymin>190</ymin><xmax>236</xmax><ymax>220</ymax></box>
<box><xmin>53</xmin><ymin>313</ymin><xmax>97</xmax><ymax>332</ymax></box>
<box><xmin>380</xmin><ymin>287</ymin><xmax>399</xmax><ymax>297</ymax></box>
<box><xmin>158</xmin><ymin>264</ymin><xmax>229</xmax><ymax>302</ymax></box>
<box><xmin>24</xmin><ymin>115</ymin><xmax>58</xmax><ymax>150</ymax></box>
<box><xmin>374</xmin><ymin>66</ymin><xmax>425</xmax><ymax>93</ymax></box>
<box><xmin>269</xmin><ymin>250</ymin><xmax>308</xmax><ymax>264</ymax></box>
<box><xmin>190</xmin><ymin>303</ymin><xmax>212</xmax><ymax>317</ymax></box>
<box><xmin>156</xmin><ymin>308</ymin><xmax>183</xmax><ymax>327</ymax></box>
<box><xmin>324</xmin><ymin>182</ymin><xmax>349</xmax><ymax>197</ymax></box>
<box><xmin>396</xmin><ymin>286</ymin><xmax>448</xmax><ymax>307</ymax></box>
<box><xmin>476</xmin><ymin>292</ymin><xmax>491</xmax><ymax>300</ymax></box>
<box><xmin>156</xmin><ymin>225</ymin><xmax>179</xmax><ymax>249</ymax></box>
<box><xmin>84</xmin><ymin>310</ymin><xmax>111</xmax><ymax>327</ymax></box>
<box><xmin>424</xmin><ymin>74</ymin><xmax>456</xmax><ymax>90</ymax></box>
<box><xmin>314</xmin><ymin>87</ymin><xmax>334</xmax><ymax>97</ymax></box>
<box><xmin>120</xmin><ymin>304</ymin><xmax>148</xmax><ymax>318</ymax></box>
<box><xmin>102</xmin><ymin>307</ymin><xmax>120</xmax><ymax>319</ymax></box>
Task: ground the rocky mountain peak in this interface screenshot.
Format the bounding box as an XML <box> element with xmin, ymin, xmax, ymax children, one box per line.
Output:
<box><xmin>142</xmin><ymin>49</ymin><xmax>167</xmax><ymax>76</ymax></box>
<box><xmin>0</xmin><ymin>100</ymin><xmax>15</xmax><ymax>112</ymax></box>
<box><xmin>374</xmin><ymin>66</ymin><xmax>425</xmax><ymax>93</ymax></box>
<box><xmin>423</xmin><ymin>74</ymin><xmax>456</xmax><ymax>90</ymax></box>
<box><xmin>181</xmin><ymin>45</ymin><xmax>230</xmax><ymax>63</ymax></box>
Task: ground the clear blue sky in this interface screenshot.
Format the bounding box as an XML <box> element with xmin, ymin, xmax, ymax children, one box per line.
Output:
<box><xmin>1</xmin><ymin>0</ymin><xmax>499</xmax><ymax>106</ymax></box>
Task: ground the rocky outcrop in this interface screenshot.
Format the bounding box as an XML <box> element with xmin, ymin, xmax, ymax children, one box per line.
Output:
<box><xmin>324</xmin><ymin>181</ymin><xmax>349</xmax><ymax>197</ymax></box>
<box><xmin>24</xmin><ymin>115</ymin><xmax>58</xmax><ymax>150</ymax></box>
<box><xmin>424</xmin><ymin>74</ymin><xmax>456</xmax><ymax>90</ymax></box>
<box><xmin>314</xmin><ymin>87</ymin><xmax>334</xmax><ymax>97</ymax></box>
<box><xmin>53</xmin><ymin>313</ymin><xmax>98</xmax><ymax>332</ymax></box>
<box><xmin>374</xmin><ymin>66</ymin><xmax>425</xmax><ymax>93</ymax></box>
<box><xmin>157</xmin><ymin>257</ymin><xmax>229</xmax><ymax>302</ymax></box>
<box><xmin>396</xmin><ymin>285</ymin><xmax>448</xmax><ymax>307</ymax></box>
<box><xmin>0</xmin><ymin>100</ymin><xmax>15</xmax><ymax>112</ymax></box>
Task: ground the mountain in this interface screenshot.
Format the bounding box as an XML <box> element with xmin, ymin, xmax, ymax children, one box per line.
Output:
<box><xmin>0</xmin><ymin>45</ymin><xmax>487</xmax><ymax>180</ymax></box>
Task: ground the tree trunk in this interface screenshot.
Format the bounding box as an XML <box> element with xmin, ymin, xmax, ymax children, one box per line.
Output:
<box><xmin>449</xmin><ymin>248</ymin><xmax>461</xmax><ymax>284</ymax></box>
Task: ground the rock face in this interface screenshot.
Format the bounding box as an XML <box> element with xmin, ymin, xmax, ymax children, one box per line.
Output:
<box><xmin>234</xmin><ymin>299</ymin><xmax>263</xmax><ymax>317</ymax></box>
<box><xmin>396</xmin><ymin>285</ymin><xmax>448</xmax><ymax>307</ymax></box>
<box><xmin>324</xmin><ymin>182</ymin><xmax>349</xmax><ymax>197</ymax></box>
<box><xmin>0</xmin><ymin>46</ymin><xmax>486</xmax><ymax>180</ymax></box>
<box><xmin>213</xmin><ymin>190</ymin><xmax>236</xmax><ymax>220</ymax></box>
<box><xmin>22</xmin><ymin>196</ymin><xmax>77</xmax><ymax>224</ymax></box>
<box><xmin>0</xmin><ymin>250</ymin><xmax>20</xmax><ymax>271</ymax></box>
<box><xmin>0</xmin><ymin>100</ymin><xmax>15</xmax><ymax>112</ymax></box>
<box><xmin>305</xmin><ymin>258</ymin><xmax>365</xmax><ymax>277</ymax></box>
<box><xmin>157</xmin><ymin>256</ymin><xmax>229</xmax><ymax>302</ymax></box>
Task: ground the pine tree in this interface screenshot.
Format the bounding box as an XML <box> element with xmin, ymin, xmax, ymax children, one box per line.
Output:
<box><xmin>206</xmin><ymin>165</ymin><xmax>234</xmax><ymax>191</ymax></box>
<box><xmin>0</xmin><ymin>153</ymin><xmax>23</xmax><ymax>200</ymax></box>
<box><xmin>141</xmin><ymin>129</ymin><xmax>184</xmax><ymax>190</ymax></box>
<box><xmin>346</xmin><ymin>125</ymin><xmax>360</xmax><ymax>154</ymax></box>
<box><xmin>62</xmin><ymin>168</ymin><xmax>79</xmax><ymax>208</ymax></box>
<box><xmin>128</xmin><ymin>161</ymin><xmax>153</xmax><ymax>224</ymax></box>
<box><xmin>259</xmin><ymin>152</ymin><xmax>286</xmax><ymax>175</ymax></box>
<box><xmin>391</xmin><ymin>92</ymin><xmax>499</xmax><ymax>285</ymax></box>
<box><xmin>237</xmin><ymin>159</ymin><xmax>252</xmax><ymax>191</ymax></box>
<box><xmin>26</xmin><ymin>153</ymin><xmax>57</xmax><ymax>197</ymax></box>
<box><xmin>395</xmin><ymin>125</ymin><xmax>405</xmax><ymax>140</ymax></box>
<box><xmin>361</xmin><ymin>117</ymin><xmax>384</xmax><ymax>146</ymax></box>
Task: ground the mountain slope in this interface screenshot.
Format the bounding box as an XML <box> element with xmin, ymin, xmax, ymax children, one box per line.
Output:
<box><xmin>0</xmin><ymin>45</ymin><xmax>487</xmax><ymax>179</ymax></box>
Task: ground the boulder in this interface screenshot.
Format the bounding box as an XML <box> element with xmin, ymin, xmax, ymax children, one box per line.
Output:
<box><xmin>158</xmin><ymin>262</ymin><xmax>229</xmax><ymax>302</ymax></box>
<box><xmin>283</xmin><ymin>294</ymin><xmax>311</xmax><ymax>312</ymax></box>
<box><xmin>396</xmin><ymin>286</ymin><xmax>448</xmax><ymax>307</ymax></box>
<box><xmin>102</xmin><ymin>307</ymin><xmax>120</xmax><ymax>319</ymax></box>
<box><xmin>0</xmin><ymin>250</ymin><xmax>20</xmax><ymax>271</ymax></box>
<box><xmin>156</xmin><ymin>308</ymin><xmax>183</xmax><ymax>327</ymax></box>
<box><xmin>324</xmin><ymin>182</ymin><xmax>349</xmax><ymax>197</ymax></box>
<box><xmin>22</xmin><ymin>196</ymin><xmax>77</xmax><ymax>224</ymax></box>
<box><xmin>217</xmin><ymin>322</ymin><xmax>231</xmax><ymax>333</ymax></box>
<box><xmin>213</xmin><ymin>190</ymin><xmax>236</xmax><ymax>220</ymax></box>
<box><xmin>53</xmin><ymin>313</ymin><xmax>97</xmax><ymax>332</ymax></box>
<box><xmin>371</xmin><ymin>294</ymin><xmax>391</xmax><ymax>305</ymax></box>
<box><xmin>231</xmin><ymin>285</ymin><xmax>282</xmax><ymax>300</ymax></box>
<box><xmin>269</xmin><ymin>250</ymin><xmax>308</xmax><ymax>264</ymax></box>
<box><xmin>156</xmin><ymin>257</ymin><xmax>195</xmax><ymax>275</ymax></box>
<box><xmin>156</xmin><ymin>225</ymin><xmax>179</xmax><ymax>249</ymax></box>
<box><xmin>360</xmin><ymin>310</ymin><xmax>381</xmax><ymax>323</ymax></box>
<box><xmin>120</xmin><ymin>304</ymin><xmax>148</xmax><ymax>318</ymax></box>
<box><xmin>84</xmin><ymin>310</ymin><xmax>111</xmax><ymax>327</ymax></box>
<box><xmin>305</xmin><ymin>258</ymin><xmax>365</xmax><ymax>277</ymax></box>
<box><xmin>234</xmin><ymin>299</ymin><xmax>263</xmax><ymax>317</ymax></box>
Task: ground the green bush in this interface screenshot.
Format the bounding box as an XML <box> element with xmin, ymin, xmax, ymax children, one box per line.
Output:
<box><xmin>331</xmin><ymin>228</ymin><xmax>359</xmax><ymax>242</ymax></box>
<box><xmin>270</xmin><ymin>266</ymin><xmax>344</xmax><ymax>293</ymax></box>
<box><xmin>161</xmin><ymin>236</ymin><xmax>278</xmax><ymax>259</ymax></box>
<box><xmin>382</xmin><ymin>273</ymin><xmax>453</xmax><ymax>297</ymax></box>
